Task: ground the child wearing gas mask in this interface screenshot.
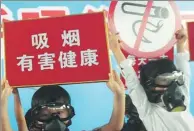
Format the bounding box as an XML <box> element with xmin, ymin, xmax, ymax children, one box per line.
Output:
<box><xmin>122</xmin><ymin>94</ymin><xmax>146</xmax><ymax>131</ymax></box>
<box><xmin>1</xmin><ymin>70</ymin><xmax>125</xmax><ymax>131</ymax></box>
<box><xmin>25</xmin><ymin>85</ymin><xmax>74</xmax><ymax>131</ymax></box>
<box><xmin>109</xmin><ymin>28</ymin><xmax>194</xmax><ymax>131</ymax></box>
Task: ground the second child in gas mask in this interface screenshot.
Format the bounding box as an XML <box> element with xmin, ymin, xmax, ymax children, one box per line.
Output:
<box><xmin>109</xmin><ymin>28</ymin><xmax>194</xmax><ymax>131</ymax></box>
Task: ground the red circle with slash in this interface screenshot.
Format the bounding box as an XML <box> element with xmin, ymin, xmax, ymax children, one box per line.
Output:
<box><xmin>109</xmin><ymin>1</ymin><xmax>181</xmax><ymax>58</ymax></box>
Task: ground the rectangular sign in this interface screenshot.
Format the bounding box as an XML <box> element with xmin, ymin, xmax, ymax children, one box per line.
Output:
<box><xmin>187</xmin><ymin>21</ymin><xmax>194</xmax><ymax>61</ymax></box>
<box><xmin>4</xmin><ymin>12</ymin><xmax>111</xmax><ymax>87</ymax></box>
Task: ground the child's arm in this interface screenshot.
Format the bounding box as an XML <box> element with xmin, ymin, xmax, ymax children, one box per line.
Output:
<box><xmin>13</xmin><ymin>89</ymin><xmax>28</xmax><ymax>131</ymax></box>
<box><xmin>108</xmin><ymin>32</ymin><xmax>152</xmax><ymax>119</ymax></box>
<box><xmin>175</xmin><ymin>28</ymin><xmax>191</xmax><ymax>108</ymax></box>
<box><xmin>95</xmin><ymin>71</ymin><xmax>125</xmax><ymax>131</ymax></box>
<box><xmin>175</xmin><ymin>28</ymin><xmax>191</xmax><ymax>87</ymax></box>
<box><xmin>1</xmin><ymin>79</ymin><xmax>13</xmax><ymax>131</ymax></box>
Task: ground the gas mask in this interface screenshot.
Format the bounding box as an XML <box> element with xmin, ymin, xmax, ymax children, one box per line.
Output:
<box><xmin>145</xmin><ymin>71</ymin><xmax>186</xmax><ymax>112</ymax></box>
<box><xmin>29</xmin><ymin>103</ymin><xmax>75</xmax><ymax>131</ymax></box>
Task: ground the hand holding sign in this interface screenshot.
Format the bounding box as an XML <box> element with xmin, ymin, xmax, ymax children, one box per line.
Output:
<box><xmin>106</xmin><ymin>70</ymin><xmax>125</xmax><ymax>96</ymax></box>
<box><xmin>175</xmin><ymin>27</ymin><xmax>188</xmax><ymax>53</ymax></box>
<box><xmin>175</xmin><ymin>27</ymin><xmax>188</xmax><ymax>45</ymax></box>
<box><xmin>1</xmin><ymin>79</ymin><xmax>13</xmax><ymax>102</ymax></box>
<box><xmin>108</xmin><ymin>32</ymin><xmax>121</xmax><ymax>52</ymax></box>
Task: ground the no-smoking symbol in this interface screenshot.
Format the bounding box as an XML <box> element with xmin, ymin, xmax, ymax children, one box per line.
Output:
<box><xmin>109</xmin><ymin>1</ymin><xmax>181</xmax><ymax>58</ymax></box>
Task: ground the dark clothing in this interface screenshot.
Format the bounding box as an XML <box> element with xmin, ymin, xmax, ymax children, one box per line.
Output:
<box><xmin>123</xmin><ymin>94</ymin><xmax>147</xmax><ymax>131</ymax></box>
<box><xmin>122</xmin><ymin>119</ymin><xmax>146</xmax><ymax>131</ymax></box>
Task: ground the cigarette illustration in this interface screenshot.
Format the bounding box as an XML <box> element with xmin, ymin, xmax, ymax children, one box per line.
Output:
<box><xmin>121</xmin><ymin>2</ymin><xmax>169</xmax><ymax>19</ymax></box>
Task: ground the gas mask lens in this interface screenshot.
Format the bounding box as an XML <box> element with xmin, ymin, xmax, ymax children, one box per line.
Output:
<box><xmin>154</xmin><ymin>71</ymin><xmax>184</xmax><ymax>87</ymax></box>
<box><xmin>31</xmin><ymin>103</ymin><xmax>75</xmax><ymax>122</ymax></box>
<box><xmin>30</xmin><ymin>103</ymin><xmax>75</xmax><ymax>131</ymax></box>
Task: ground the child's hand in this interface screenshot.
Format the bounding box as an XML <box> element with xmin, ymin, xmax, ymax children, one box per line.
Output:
<box><xmin>175</xmin><ymin>28</ymin><xmax>187</xmax><ymax>45</ymax></box>
<box><xmin>108</xmin><ymin>31</ymin><xmax>123</xmax><ymax>53</ymax></box>
<box><xmin>175</xmin><ymin>27</ymin><xmax>188</xmax><ymax>53</ymax></box>
<box><xmin>106</xmin><ymin>70</ymin><xmax>125</xmax><ymax>96</ymax></box>
<box><xmin>1</xmin><ymin>79</ymin><xmax>13</xmax><ymax>104</ymax></box>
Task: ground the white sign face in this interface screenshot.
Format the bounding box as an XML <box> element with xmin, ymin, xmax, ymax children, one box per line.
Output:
<box><xmin>109</xmin><ymin>1</ymin><xmax>181</xmax><ymax>58</ymax></box>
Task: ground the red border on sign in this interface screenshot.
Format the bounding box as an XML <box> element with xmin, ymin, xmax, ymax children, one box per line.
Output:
<box><xmin>3</xmin><ymin>12</ymin><xmax>111</xmax><ymax>87</ymax></box>
<box><xmin>186</xmin><ymin>21</ymin><xmax>194</xmax><ymax>61</ymax></box>
<box><xmin>109</xmin><ymin>1</ymin><xmax>181</xmax><ymax>58</ymax></box>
